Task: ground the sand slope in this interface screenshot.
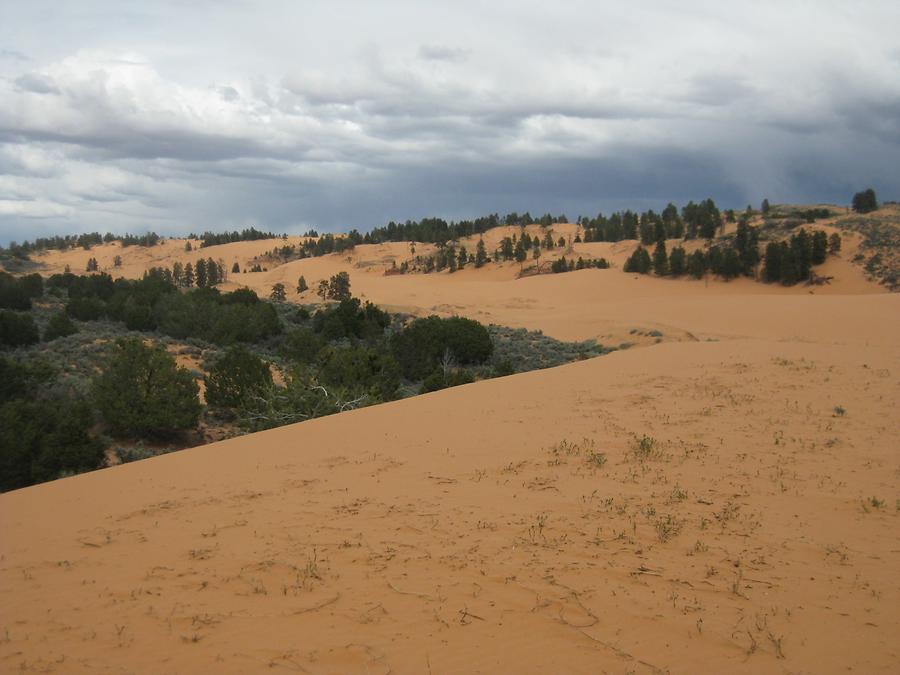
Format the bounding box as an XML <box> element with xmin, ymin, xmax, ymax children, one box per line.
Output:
<box><xmin>2</xmin><ymin>299</ymin><xmax>899</xmax><ymax>673</ymax></box>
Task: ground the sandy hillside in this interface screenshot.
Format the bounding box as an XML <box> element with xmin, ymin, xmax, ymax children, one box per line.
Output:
<box><xmin>3</xmin><ymin>218</ymin><xmax>899</xmax><ymax>673</ymax></box>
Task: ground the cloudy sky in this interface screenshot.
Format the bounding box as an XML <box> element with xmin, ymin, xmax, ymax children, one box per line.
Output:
<box><xmin>1</xmin><ymin>1</ymin><xmax>898</xmax><ymax>243</ymax></box>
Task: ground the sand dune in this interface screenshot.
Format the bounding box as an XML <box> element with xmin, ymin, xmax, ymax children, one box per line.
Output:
<box><xmin>4</xmin><ymin>223</ymin><xmax>899</xmax><ymax>673</ymax></box>
<box><xmin>2</xmin><ymin>331</ymin><xmax>898</xmax><ymax>673</ymax></box>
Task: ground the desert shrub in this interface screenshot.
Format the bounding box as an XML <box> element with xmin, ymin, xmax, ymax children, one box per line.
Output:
<box><xmin>280</xmin><ymin>328</ymin><xmax>326</xmax><ymax>365</ymax></box>
<box><xmin>44</xmin><ymin>312</ymin><xmax>78</xmax><ymax>341</ymax></box>
<box><xmin>115</xmin><ymin>443</ymin><xmax>178</xmax><ymax>464</ymax></box>
<box><xmin>311</xmin><ymin>298</ymin><xmax>390</xmax><ymax>342</ymax></box>
<box><xmin>66</xmin><ymin>296</ymin><xmax>106</xmax><ymax>321</ymax></box>
<box><xmin>0</xmin><ymin>356</ymin><xmax>54</xmax><ymax>402</ymax></box>
<box><xmin>0</xmin><ymin>310</ymin><xmax>40</xmax><ymax>348</ymax></box>
<box><xmin>0</xmin><ymin>396</ymin><xmax>102</xmax><ymax>492</ymax></box>
<box><xmin>92</xmin><ymin>338</ymin><xmax>201</xmax><ymax>437</ymax></box>
<box><xmin>155</xmin><ymin>288</ymin><xmax>281</xmax><ymax>345</ymax></box>
<box><xmin>421</xmin><ymin>367</ymin><xmax>475</xmax><ymax>393</ymax></box>
<box><xmin>317</xmin><ymin>345</ymin><xmax>402</xmax><ymax>401</ymax></box>
<box><xmin>0</xmin><ymin>271</ymin><xmax>43</xmax><ymax>309</ymax></box>
<box><xmin>391</xmin><ymin>315</ymin><xmax>493</xmax><ymax>380</ymax></box>
<box><xmin>488</xmin><ymin>325</ymin><xmax>604</xmax><ymax>372</ymax></box>
<box><xmin>205</xmin><ymin>345</ymin><xmax>274</xmax><ymax>409</ymax></box>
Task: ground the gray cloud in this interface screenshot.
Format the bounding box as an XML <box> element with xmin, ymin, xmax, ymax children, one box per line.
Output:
<box><xmin>14</xmin><ymin>73</ymin><xmax>60</xmax><ymax>95</ymax></box>
<box><xmin>418</xmin><ymin>45</ymin><xmax>469</xmax><ymax>63</ymax></box>
<box><xmin>0</xmin><ymin>0</ymin><xmax>898</xmax><ymax>245</ymax></box>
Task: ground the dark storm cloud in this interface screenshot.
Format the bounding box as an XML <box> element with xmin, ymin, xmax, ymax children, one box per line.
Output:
<box><xmin>0</xmin><ymin>0</ymin><xmax>898</xmax><ymax>245</ymax></box>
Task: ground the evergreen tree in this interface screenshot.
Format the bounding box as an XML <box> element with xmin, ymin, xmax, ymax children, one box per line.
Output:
<box><xmin>232</xmin><ymin>261</ymin><xmax>241</xmax><ymax>274</ymax></box>
<box><xmin>327</xmin><ymin>272</ymin><xmax>352</xmax><ymax>301</ymax></box>
<box><xmin>720</xmin><ymin>248</ymin><xmax>742</xmax><ymax>279</ymax></box>
<box><xmin>185</xmin><ymin>241</ymin><xmax>193</xmax><ymax>252</ymax></box>
<box><xmin>828</xmin><ymin>232</ymin><xmax>842</xmax><ymax>254</ymax></box>
<box><xmin>205</xmin><ymin>345</ymin><xmax>273</xmax><ymax>409</ymax></box>
<box><xmin>92</xmin><ymin>338</ymin><xmax>201</xmax><ymax>437</ymax></box>
<box><xmin>475</xmin><ymin>239</ymin><xmax>488</xmax><ymax>268</ymax></box>
<box><xmin>183</xmin><ymin>262</ymin><xmax>195</xmax><ymax>287</ymax></box>
<box><xmin>458</xmin><ymin>246</ymin><xmax>468</xmax><ymax>268</ymax></box>
<box><xmin>514</xmin><ymin>238</ymin><xmax>527</xmax><ymax>263</ymax></box>
<box><xmin>761</xmin><ymin>198</ymin><xmax>770</xmax><ymax>214</ymax></box>
<box><xmin>652</xmin><ymin>241</ymin><xmax>669</xmax><ymax>276</ymax></box>
<box><xmin>734</xmin><ymin>221</ymin><xmax>760</xmax><ymax>275</ymax></box>
<box><xmin>668</xmin><ymin>246</ymin><xmax>686</xmax><ymax>276</ymax></box>
<box><xmin>113</xmin><ymin>255</ymin><xmax>122</xmax><ymax>267</ymax></box>
<box><xmin>195</xmin><ymin>258</ymin><xmax>208</xmax><ymax>288</ymax></box>
<box><xmin>297</xmin><ymin>275</ymin><xmax>308</xmax><ymax>293</ymax></box>
<box><xmin>851</xmin><ymin>188</ymin><xmax>877</xmax><ymax>214</ymax></box>
<box><xmin>172</xmin><ymin>261</ymin><xmax>184</xmax><ymax>286</ymax></box>
<box><xmin>811</xmin><ymin>230</ymin><xmax>828</xmax><ymax>265</ymax></box>
<box><xmin>764</xmin><ymin>242</ymin><xmax>783</xmax><ymax>282</ymax></box>
<box><xmin>624</xmin><ymin>247</ymin><xmax>652</xmax><ymax>274</ymax></box>
<box><xmin>270</xmin><ymin>283</ymin><xmax>287</xmax><ymax>302</ymax></box>
<box><xmin>687</xmin><ymin>250</ymin><xmax>707</xmax><ymax>279</ymax></box>
<box><xmin>206</xmin><ymin>257</ymin><xmax>219</xmax><ymax>286</ymax></box>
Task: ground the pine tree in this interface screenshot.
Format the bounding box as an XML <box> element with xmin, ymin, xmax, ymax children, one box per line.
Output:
<box><xmin>687</xmin><ymin>250</ymin><xmax>707</xmax><ymax>279</ymax></box>
<box><xmin>195</xmin><ymin>259</ymin><xmax>208</xmax><ymax>288</ymax></box>
<box><xmin>232</xmin><ymin>261</ymin><xmax>241</xmax><ymax>274</ymax></box>
<box><xmin>475</xmin><ymin>239</ymin><xmax>488</xmax><ymax>268</ymax></box>
<box><xmin>811</xmin><ymin>230</ymin><xmax>828</xmax><ymax>265</ymax></box>
<box><xmin>327</xmin><ymin>272</ymin><xmax>351</xmax><ymax>301</ymax></box>
<box><xmin>828</xmin><ymin>233</ymin><xmax>842</xmax><ymax>254</ymax></box>
<box><xmin>457</xmin><ymin>247</ymin><xmax>467</xmax><ymax>268</ymax></box>
<box><xmin>624</xmin><ymin>247</ymin><xmax>652</xmax><ymax>274</ymax></box>
<box><xmin>206</xmin><ymin>258</ymin><xmax>219</xmax><ymax>286</ymax></box>
<box><xmin>764</xmin><ymin>242</ymin><xmax>782</xmax><ymax>282</ymax></box>
<box><xmin>297</xmin><ymin>276</ymin><xmax>308</xmax><ymax>293</ymax></box>
<box><xmin>514</xmin><ymin>239</ymin><xmax>527</xmax><ymax>263</ymax></box>
<box><xmin>761</xmin><ymin>198</ymin><xmax>770</xmax><ymax>214</ymax></box>
<box><xmin>851</xmin><ymin>188</ymin><xmax>877</xmax><ymax>214</ymax></box>
<box><xmin>183</xmin><ymin>262</ymin><xmax>195</xmax><ymax>287</ymax></box>
<box><xmin>652</xmin><ymin>241</ymin><xmax>669</xmax><ymax>276</ymax></box>
<box><xmin>669</xmin><ymin>246</ymin><xmax>686</xmax><ymax>276</ymax></box>
<box><xmin>270</xmin><ymin>283</ymin><xmax>286</xmax><ymax>302</ymax></box>
<box><xmin>172</xmin><ymin>261</ymin><xmax>183</xmax><ymax>286</ymax></box>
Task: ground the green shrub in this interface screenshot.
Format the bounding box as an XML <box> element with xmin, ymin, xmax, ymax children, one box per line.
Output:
<box><xmin>0</xmin><ymin>396</ymin><xmax>103</xmax><ymax>492</ymax></box>
<box><xmin>0</xmin><ymin>271</ymin><xmax>42</xmax><ymax>310</ymax></box>
<box><xmin>421</xmin><ymin>367</ymin><xmax>475</xmax><ymax>393</ymax></box>
<box><xmin>44</xmin><ymin>312</ymin><xmax>78</xmax><ymax>341</ymax></box>
<box><xmin>206</xmin><ymin>345</ymin><xmax>274</xmax><ymax>409</ymax></box>
<box><xmin>391</xmin><ymin>315</ymin><xmax>493</xmax><ymax>380</ymax></box>
<box><xmin>66</xmin><ymin>296</ymin><xmax>106</xmax><ymax>321</ymax></box>
<box><xmin>0</xmin><ymin>310</ymin><xmax>40</xmax><ymax>347</ymax></box>
<box><xmin>317</xmin><ymin>345</ymin><xmax>401</xmax><ymax>401</ymax></box>
<box><xmin>92</xmin><ymin>338</ymin><xmax>201</xmax><ymax>437</ymax></box>
<box><xmin>280</xmin><ymin>328</ymin><xmax>326</xmax><ymax>365</ymax></box>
